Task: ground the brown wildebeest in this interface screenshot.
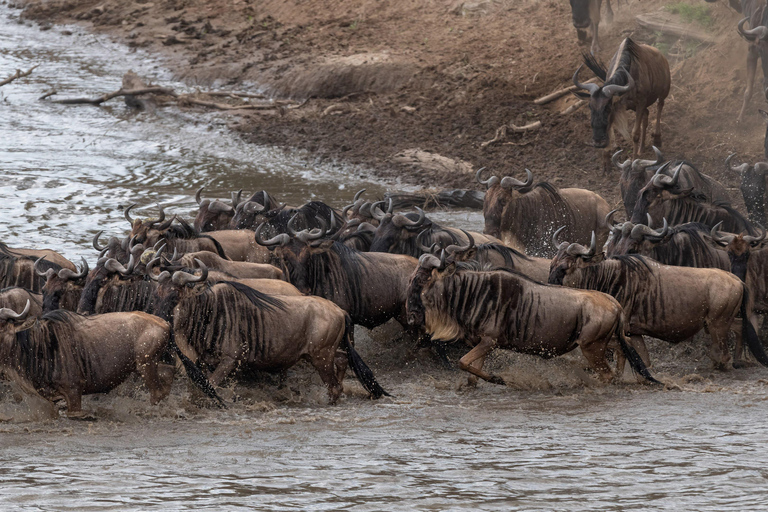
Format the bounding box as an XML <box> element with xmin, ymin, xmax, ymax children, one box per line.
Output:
<box><xmin>151</xmin><ymin>265</ymin><xmax>388</xmax><ymax>404</ymax></box>
<box><xmin>0</xmin><ymin>287</ymin><xmax>42</xmax><ymax>320</ymax></box>
<box><xmin>126</xmin><ymin>205</ymin><xmax>228</xmax><ymax>258</ymax></box>
<box><xmin>548</xmin><ymin>233</ymin><xmax>768</xmax><ymax>370</ymax></box>
<box><xmin>736</xmin><ymin>7</ymin><xmax>768</xmax><ymax>122</ymax></box>
<box><xmin>406</xmin><ymin>252</ymin><xmax>657</xmax><ymax>385</ymax></box>
<box><xmin>569</xmin><ymin>0</ymin><xmax>613</xmax><ymax>55</ymax></box>
<box><xmin>573</xmin><ymin>37</ymin><xmax>670</xmax><ymax>171</ymax></box>
<box><xmin>477</xmin><ymin>168</ymin><xmax>610</xmax><ymax>257</ymax></box>
<box><xmin>193</xmin><ymin>186</ymin><xmax>242</xmax><ymax>232</ymax></box>
<box><xmin>37</xmin><ymin>256</ymin><xmax>90</xmax><ymax>313</ymax></box>
<box><xmin>0</xmin><ymin>303</ymin><xmax>176</xmax><ymax>417</ymax></box>
<box><xmin>164</xmin><ymin>249</ymin><xmax>284</xmax><ymax>280</ymax></box>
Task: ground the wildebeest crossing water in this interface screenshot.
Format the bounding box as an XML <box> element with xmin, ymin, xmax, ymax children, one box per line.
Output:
<box><xmin>3</xmin><ymin>4</ymin><xmax>768</xmax><ymax>511</ymax></box>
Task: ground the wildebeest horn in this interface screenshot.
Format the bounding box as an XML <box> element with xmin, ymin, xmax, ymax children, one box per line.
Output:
<box><xmin>500</xmin><ymin>168</ymin><xmax>534</xmax><ymax>191</ymax></box>
<box><xmin>392</xmin><ymin>207</ymin><xmax>426</xmax><ymax>228</ymax></box>
<box><xmin>104</xmin><ymin>258</ymin><xmax>129</xmax><ymax>275</ymax></box>
<box><xmin>231</xmin><ymin>190</ymin><xmax>243</xmax><ymax>208</ymax></box>
<box><xmin>565</xmin><ymin>232</ymin><xmax>597</xmax><ymax>257</ymax></box>
<box><xmin>208</xmin><ymin>201</ymin><xmax>233</xmax><ymax>214</ymax></box>
<box><xmin>445</xmin><ymin>229</ymin><xmax>475</xmax><ymax>254</ymax></box>
<box><xmin>418</xmin><ymin>252</ymin><xmax>443</xmax><ymax>270</ymax></box>
<box><xmin>710</xmin><ymin>221</ymin><xmax>735</xmax><ymax>245</ymax></box>
<box><xmin>744</xmin><ymin>223</ymin><xmax>767</xmax><ymax>245</ymax></box>
<box><xmin>34</xmin><ymin>256</ymin><xmax>56</xmax><ymax>280</ymax></box>
<box><xmin>552</xmin><ymin>226</ymin><xmax>567</xmax><ymax>249</ymax></box>
<box><xmin>92</xmin><ymin>231</ymin><xmax>106</xmax><ymax>252</ymax></box>
<box><xmin>255</xmin><ymin>222</ymin><xmax>290</xmax><ymax>247</ymax></box>
<box><xmin>386</xmin><ymin>198</ymin><xmax>393</xmax><ymax>214</ymax></box>
<box><xmin>341</xmin><ymin>203</ymin><xmax>355</xmax><ymax>219</ymax></box>
<box><xmin>603</xmin><ymin>72</ymin><xmax>634</xmax><ymax>99</ymax></box>
<box><xmin>633</xmin><ymin>146</ymin><xmax>664</xmax><ymax>170</ymax></box>
<box><xmin>632</xmin><ymin>218</ymin><xmax>669</xmax><ymax>241</ymax></box>
<box><xmin>726</xmin><ymin>153</ymin><xmax>750</xmax><ymax>174</ymax></box>
<box><xmin>354</xmin><ymin>189</ymin><xmax>366</xmax><ymax>202</ymax></box>
<box><xmin>612</xmin><ymin>150</ymin><xmax>631</xmax><ymax>172</ymax></box>
<box><xmin>58</xmin><ymin>257</ymin><xmax>89</xmax><ymax>280</ymax></box>
<box><xmin>0</xmin><ymin>299</ymin><xmax>31</xmax><ymax>322</ymax></box>
<box><xmin>195</xmin><ymin>186</ymin><xmax>204</xmax><ymax>205</ymax></box>
<box><xmin>172</xmin><ymin>259</ymin><xmax>208</xmax><ymax>286</ymax></box>
<box><xmin>415</xmin><ymin>229</ymin><xmax>436</xmax><ymax>253</ymax></box>
<box><xmin>605</xmin><ymin>209</ymin><xmax>619</xmax><ymax>229</ymax></box>
<box><xmin>152</xmin><ymin>205</ymin><xmax>175</xmax><ymax>230</ymax></box>
<box><xmin>573</xmin><ymin>64</ymin><xmax>600</xmax><ymax>95</ymax></box>
<box><xmin>146</xmin><ymin>257</ymin><xmax>161</xmax><ymax>281</ymax></box>
<box><xmin>370</xmin><ymin>200</ymin><xmax>387</xmax><ymax>221</ymax></box>
<box><xmin>124</xmin><ymin>203</ymin><xmax>136</xmax><ymax>225</ymax></box>
<box><xmin>739</xmin><ymin>17</ymin><xmax>768</xmax><ymax>41</ymax></box>
<box><xmin>476</xmin><ymin>167</ymin><xmax>500</xmax><ymax>189</ymax></box>
<box><xmin>244</xmin><ymin>201</ymin><xmax>265</xmax><ymax>215</ymax></box>
<box><xmin>651</xmin><ymin>161</ymin><xmax>680</xmax><ymax>188</ymax></box>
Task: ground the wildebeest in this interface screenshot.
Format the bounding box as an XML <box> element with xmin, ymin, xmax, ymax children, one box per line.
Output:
<box><xmin>163</xmin><ymin>249</ymin><xmax>284</xmax><ymax>280</ymax></box>
<box><xmin>0</xmin><ymin>243</ymin><xmax>72</xmax><ymax>292</ymax></box>
<box><xmin>726</xmin><ymin>153</ymin><xmax>768</xmax><ymax>225</ymax></box>
<box><xmin>368</xmin><ymin>202</ymin><xmax>496</xmax><ymax>258</ymax></box>
<box><xmin>406</xmin><ymin>253</ymin><xmax>656</xmax><ymax>385</ymax></box>
<box><xmin>152</xmin><ymin>267</ymin><xmax>388</xmax><ymax>403</ymax></box>
<box><xmin>37</xmin><ymin>257</ymin><xmax>90</xmax><ymax>313</ymax></box>
<box><xmin>0</xmin><ymin>302</ymin><xmax>176</xmax><ymax>416</ymax></box>
<box><xmin>193</xmin><ymin>186</ymin><xmax>242</xmax><ymax>232</ymax></box>
<box><xmin>127</xmin><ymin>205</ymin><xmax>228</xmax><ymax>258</ymax></box>
<box><xmin>0</xmin><ymin>287</ymin><xmax>42</xmax><ymax>320</ymax></box>
<box><xmin>548</xmin><ymin>236</ymin><xmax>768</xmax><ymax>370</ymax></box>
<box><xmin>603</xmin><ymin>218</ymin><xmax>732</xmax><ymax>270</ymax></box>
<box><xmin>736</xmin><ymin>5</ymin><xmax>768</xmax><ymax>122</ymax></box>
<box><xmin>569</xmin><ymin>0</ymin><xmax>613</xmax><ymax>55</ymax></box>
<box><xmin>614</xmin><ymin>148</ymin><xmax>730</xmax><ymax>217</ymax></box>
<box><xmin>477</xmin><ymin>168</ymin><xmax>610</xmax><ymax>257</ymax></box>
<box><xmin>77</xmin><ymin>256</ymin><xmax>158</xmax><ymax>315</ymax></box>
<box><xmin>631</xmin><ymin>162</ymin><xmax>756</xmax><ymax>234</ymax></box>
<box><xmin>573</xmin><ymin>38</ymin><xmax>670</xmax><ymax>171</ymax></box>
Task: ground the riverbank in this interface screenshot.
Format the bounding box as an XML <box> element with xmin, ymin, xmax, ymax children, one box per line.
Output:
<box><xmin>10</xmin><ymin>0</ymin><xmax>764</xmax><ymax>208</ymax></box>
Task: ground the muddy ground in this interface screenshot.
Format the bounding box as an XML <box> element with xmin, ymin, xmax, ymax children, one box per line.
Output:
<box><xmin>9</xmin><ymin>0</ymin><xmax>765</xmax><ymax>211</ymax></box>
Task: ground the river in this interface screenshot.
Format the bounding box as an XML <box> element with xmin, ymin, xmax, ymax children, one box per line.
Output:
<box><xmin>2</xmin><ymin>4</ymin><xmax>768</xmax><ymax>511</ymax></box>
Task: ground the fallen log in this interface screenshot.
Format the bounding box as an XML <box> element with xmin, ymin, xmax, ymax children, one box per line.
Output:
<box><xmin>47</xmin><ymin>87</ymin><xmax>177</xmax><ymax>105</ymax></box>
<box><xmin>0</xmin><ymin>65</ymin><xmax>38</xmax><ymax>87</ymax></box>
<box><xmin>560</xmin><ymin>100</ymin><xmax>586</xmax><ymax>116</ymax></box>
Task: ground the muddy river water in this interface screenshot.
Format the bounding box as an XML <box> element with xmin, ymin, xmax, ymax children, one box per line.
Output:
<box><xmin>2</xmin><ymin>5</ymin><xmax>768</xmax><ymax>511</ymax></box>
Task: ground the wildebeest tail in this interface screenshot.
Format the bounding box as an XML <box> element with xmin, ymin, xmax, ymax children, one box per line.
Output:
<box><xmin>341</xmin><ymin>314</ymin><xmax>391</xmax><ymax>398</ymax></box>
<box><xmin>616</xmin><ymin>319</ymin><xmax>660</xmax><ymax>384</ymax></box>
<box><xmin>168</xmin><ymin>327</ymin><xmax>226</xmax><ymax>408</ymax></box>
<box><xmin>740</xmin><ymin>285</ymin><xmax>768</xmax><ymax>366</ymax></box>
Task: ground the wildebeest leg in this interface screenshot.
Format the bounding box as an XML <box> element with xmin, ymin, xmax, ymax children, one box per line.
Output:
<box><xmin>577</xmin><ymin>29</ymin><xmax>588</xmax><ymax>42</ymax></box>
<box><xmin>616</xmin><ymin>335</ymin><xmax>650</xmax><ymax>379</ymax></box>
<box><xmin>738</xmin><ymin>47</ymin><xmax>759</xmax><ymax>123</ymax></box>
<box><xmin>458</xmin><ymin>337</ymin><xmax>505</xmax><ymax>385</ymax></box>
<box><xmin>653</xmin><ymin>99</ymin><xmax>664</xmax><ymax>148</ymax></box>
<box><xmin>138</xmin><ymin>360</ymin><xmax>171</xmax><ymax>405</ymax></box>
<box><xmin>632</xmin><ymin>103</ymin><xmax>647</xmax><ymax>157</ymax></box>
<box><xmin>707</xmin><ymin>321</ymin><xmax>732</xmax><ymax>370</ymax></box>
<box><xmin>62</xmin><ymin>387</ymin><xmax>84</xmax><ymax>417</ymax></box>
<box><xmin>577</xmin><ymin>331</ymin><xmax>613</xmax><ymax>383</ymax></box>
<box><xmin>590</xmin><ymin>21</ymin><xmax>601</xmax><ymax>55</ymax></box>
<box><xmin>208</xmin><ymin>355</ymin><xmax>239</xmax><ymax>387</ymax></box>
<box><xmin>640</xmin><ymin>109</ymin><xmax>649</xmax><ymax>153</ymax></box>
<box><xmin>311</xmin><ymin>351</ymin><xmax>343</xmax><ymax>404</ymax></box>
<box><xmin>604</xmin><ymin>0</ymin><xmax>613</xmax><ymax>24</ymax></box>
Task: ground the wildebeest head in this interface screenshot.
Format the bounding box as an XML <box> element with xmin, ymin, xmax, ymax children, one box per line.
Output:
<box><xmin>0</xmin><ymin>300</ymin><xmax>32</xmax><ymax>347</ymax></box>
<box><xmin>368</xmin><ymin>201</ymin><xmax>429</xmax><ymax>253</ymax></box>
<box><xmin>630</xmin><ymin>162</ymin><xmax>692</xmax><ymax>224</ymax></box>
<box><xmin>548</xmin><ymin>228</ymin><xmax>601</xmax><ymax>285</ymax></box>
<box><xmin>193</xmin><ymin>187</ymin><xmax>239</xmax><ymax>232</ymax></box>
<box><xmin>569</xmin><ymin>0</ymin><xmax>592</xmax><ymax>29</ymax></box>
<box><xmin>38</xmin><ymin>257</ymin><xmax>89</xmax><ymax>313</ymax></box>
<box><xmin>606</xmin><ymin>215</ymin><xmax>670</xmax><ymax>257</ymax></box>
<box><xmin>477</xmin><ymin>168</ymin><xmax>535</xmax><ymax>240</ymax></box>
<box><xmin>710</xmin><ymin>222</ymin><xmax>766</xmax><ymax>281</ymax></box>
<box><xmin>573</xmin><ymin>65</ymin><xmax>634</xmax><ymax>148</ymax></box>
<box><xmin>613</xmin><ymin>147</ymin><xmax>665</xmax><ymax>217</ymax></box>
<box><xmin>341</xmin><ymin>189</ymin><xmax>380</xmax><ymax>227</ymax></box>
<box><xmin>727</xmin><ymin>153</ymin><xmax>768</xmax><ymax>226</ymax></box>
<box><xmin>126</xmin><ymin>204</ymin><xmax>177</xmax><ymax>245</ymax></box>
<box><xmin>406</xmin><ymin>251</ymin><xmax>446</xmax><ymax>327</ymax></box>
<box><xmin>150</xmin><ymin>258</ymin><xmax>209</xmax><ymax>321</ymax></box>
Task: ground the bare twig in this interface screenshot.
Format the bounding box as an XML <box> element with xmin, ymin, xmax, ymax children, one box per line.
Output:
<box><xmin>509</xmin><ymin>121</ymin><xmax>541</xmax><ymax>132</ymax></box>
<box><xmin>0</xmin><ymin>65</ymin><xmax>39</xmax><ymax>87</ymax></box>
<box><xmin>47</xmin><ymin>87</ymin><xmax>177</xmax><ymax>105</ymax></box>
<box><xmin>178</xmin><ymin>95</ymin><xmax>280</xmax><ymax>110</ymax></box>
<box><xmin>480</xmin><ymin>125</ymin><xmax>508</xmax><ymax>149</ymax></box>
<box><xmin>205</xmin><ymin>91</ymin><xmax>268</xmax><ymax>99</ymax></box>
<box><xmin>533</xmin><ymin>78</ymin><xmax>598</xmax><ymax>105</ymax></box>
<box><xmin>560</xmin><ymin>100</ymin><xmax>586</xmax><ymax>116</ymax></box>
<box><xmin>38</xmin><ymin>89</ymin><xmax>57</xmax><ymax>101</ymax></box>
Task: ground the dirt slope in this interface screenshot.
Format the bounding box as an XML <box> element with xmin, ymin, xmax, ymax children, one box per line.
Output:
<box><xmin>13</xmin><ymin>0</ymin><xmax>766</xmax><ymax>210</ymax></box>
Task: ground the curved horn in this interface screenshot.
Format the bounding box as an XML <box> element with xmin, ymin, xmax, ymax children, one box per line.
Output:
<box><xmin>745</xmin><ymin>223</ymin><xmax>767</xmax><ymax>245</ymax></box>
<box><xmin>34</xmin><ymin>256</ymin><xmax>54</xmax><ymax>279</ymax></box>
<box><xmin>710</xmin><ymin>221</ymin><xmax>735</xmax><ymax>245</ymax></box>
<box><xmin>92</xmin><ymin>231</ymin><xmax>106</xmax><ymax>252</ymax></box>
<box><xmin>150</xmin><ymin>205</ymin><xmax>166</xmax><ymax>228</ymax></box>
<box><xmin>476</xmin><ymin>167</ymin><xmax>500</xmax><ymax>189</ymax></box>
<box><xmin>573</xmin><ymin>64</ymin><xmax>600</xmax><ymax>95</ymax></box>
<box><xmin>231</xmin><ymin>189</ymin><xmax>243</xmax><ymax>209</ymax></box>
<box><xmin>416</xmin><ymin>229</ymin><xmax>436</xmax><ymax>253</ymax></box>
<box><xmin>208</xmin><ymin>201</ymin><xmax>234</xmax><ymax>214</ymax></box>
<box><xmin>244</xmin><ymin>201</ymin><xmax>265</xmax><ymax>215</ymax></box>
<box><xmin>195</xmin><ymin>186</ymin><xmax>204</xmax><ymax>205</ymax></box>
<box><xmin>418</xmin><ymin>252</ymin><xmax>443</xmax><ymax>270</ymax></box>
<box><xmin>354</xmin><ymin>189</ymin><xmax>366</xmax><ymax>202</ymax></box>
<box><xmin>552</xmin><ymin>226</ymin><xmax>567</xmax><ymax>249</ymax></box>
<box><xmin>124</xmin><ymin>253</ymin><xmax>136</xmax><ymax>275</ymax></box>
<box><xmin>726</xmin><ymin>153</ymin><xmax>750</xmax><ymax>174</ymax></box>
<box><xmin>392</xmin><ymin>207</ymin><xmax>426</xmax><ymax>228</ymax></box>
<box><xmin>603</xmin><ymin>72</ymin><xmax>634</xmax><ymax>99</ymax></box>
<box><xmin>632</xmin><ymin>146</ymin><xmax>664</xmax><ymax>171</ymax></box>
<box><xmin>58</xmin><ymin>257</ymin><xmax>90</xmax><ymax>280</ymax></box>
<box><xmin>500</xmin><ymin>169</ymin><xmax>534</xmax><ymax>191</ymax></box>
<box><xmin>255</xmin><ymin>222</ymin><xmax>290</xmax><ymax>247</ymax></box>
<box><xmin>146</xmin><ymin>257</ymin><xmax>161</xmax><ymax>281</ymax></box>
<box><xmin>171</xmin><ymin>259</ymin><xmax>208</xmax><ymax>286</ymax></box>
<box><xmin>587</xmin><ymin>231</ymin><xmax>597</xmax><ymax>256</ymax></box>
<box><xmin>445</xmin><ymin>229</ymin><xmax>475</xmax><ymax>254</ymax></box>
<box><xmin>631</xmin><ymin>218</ymin><xmax>669</xmax><ymax>241</ymax></box>
<box><xmin>124</xmin><ymin>203</ymin><xmax>136</xmax><ymax>225</ymax></box>
<box><xmin>104</xmin><ymin>258</ymin><xmax>129</xmax><ymax>275</ymax></box>
<box><xmin>386</xmin><ymin>198</ymin><xmax>394</xmax><ymax>215</ymax></box>
<box><xmin>612</xmin><ymin>150</ymin><xmax>630</xmax><ymax>172</ymax></box>
<box><xmin>605</xmin><ymin>209</ymin><xmax>619</xmax><ymax>229</ymax></box>
<box><xmin>370</xmin><ymin>200</ymin><xmax>388</xmax><ymax>221</ymax></box>
<box><xmin>739</xmin><ymin>17</ymin><xmax>768</xmax><ymax>41</ymax></box>
<box><xmin>341</xmin><ymin>203</ymin><xmax>355</xmax><ymax>220</ymax></box>
<box><xmin>651</xmin><ymin>161</ymin><xmax>675</xmax><ymax>187</ymax></box>
<box><xmin>0</xmin><ymin>299</ymin><xmax>31</xmax><ymax>322</ymax></box>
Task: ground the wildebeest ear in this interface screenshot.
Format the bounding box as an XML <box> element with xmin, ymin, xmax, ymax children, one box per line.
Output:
<box><xmin>760</xmin><ymin>109</ymin><xmax>768</xmax><ymax>122</ymax></box>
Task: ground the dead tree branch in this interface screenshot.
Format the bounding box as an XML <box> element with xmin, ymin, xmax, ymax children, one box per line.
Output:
<box><xmin>0</xmin><ymin>65</ymin><xmax>39</xmax><ymax>87</ymax></box>
<box><xmin>47</xmin><ymin>87</ymin><xmax>178</xmax><ymax>105</ymax></box>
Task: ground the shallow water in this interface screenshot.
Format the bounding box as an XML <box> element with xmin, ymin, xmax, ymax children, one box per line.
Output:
<box><xmin>2</xmin><ymin>5</ymin><xmax>768</xmax><ymax>511</ymax></box>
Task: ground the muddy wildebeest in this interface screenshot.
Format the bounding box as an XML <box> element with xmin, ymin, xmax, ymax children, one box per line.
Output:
<box><xmin>151</xmin><ymin>265</ymin><xmax>388</xmax><ymax>403</ymax></box>
<box><xmin>0</xmin><ymin>243</ymin><xmax>72</xmax><ymax>292</ymax></box>
<box><xmin>573</xmin><ymin>38</ymin><xmax>670</xmax><ymax>171</ymax></box>
<box><xmin>36</xmin><ymin>257</ymin><xmax>90</xmax><ymax>313</ymax></box>
<box><xmin>0</xmin><ymin>302</ymin><xmax>179</xmax><ymax>416</ymax></box>
<box><xmin>406</xmin><ymin>252</ymin><xmax>656</xmax><ymax>385</ymax></box>
<box><xmin>548</xmin><ymin>235</ymin><xmax>768</xmax><ymax>370</ymax></box>
<box><xmin>726</xmin><ymin>153</ymin><xmax>768</xmax><ymax>226</ymax></box>
<box><xmin>193</xmin><ymin>186</ymin><xmax>242</xmax><ymax>232</ymax></box>
<box><xmin>0</xmin><ymin>287</ymin><xmax>42</xmax><ymax>320</ymax></box>
<box><xmin>614</xmin><ymin>148</ymin><xmax>730</xmax><ymax>217</ymax></box>
<box><xmin>736</xmin><ymin>5</ymin><xmax>768</xmax><ymax>122</ymax></box>
<box><xmin>477</xmin><ymin>168</ymin><xmax>610</xmax><ymax>257</ymax></box>
<box><xmin>631</xmin><ymin>163</ymin><xmax>757</xmax><ymax>234</ymax></box>
<box><xmin>126</xmin><ymin>205</ymin><xmax>228</xmax><ymax>259</ymax></box>
<box><xmin>570</xmin><ymin>0</ymin><xmax>613</xmax><ymax>55</ymax></box>
<box><xmin>368</xmin><ymin>202</ymin><xmax>497</xmax><ymax>258</ymax></box>
<box><xmin>603</xmin><ymin>216</ymin><xmax>732</xmax><ymax>270</ymax></box>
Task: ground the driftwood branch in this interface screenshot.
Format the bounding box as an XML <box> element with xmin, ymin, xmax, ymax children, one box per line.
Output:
<box><xmin>533</xmin><ymin>78</ymin><xmax>599</xmax><ymax>105</ymax></box>
<box><xmin>480</xmin><ymin>121</ymin><xmax>541</xmax><ymax>149</ymax></box>
<box><xmin>0</xmin><ymin>65</ymin><xmax>39</xmax><ymax>87</ymax></box>
<box><xmin>509</xmin><ymin>121</ymin><xmax>541</xmax><ymax>132</ymax></box>
<box><xmin>560</xmin><ymin>100</ymin><xmax>586</xmax><ymax>115</ymax></box>
<box><xmin>48</xmin><ymin>87</ymin><xmax>177</xmax><ymax>105</ymax></box>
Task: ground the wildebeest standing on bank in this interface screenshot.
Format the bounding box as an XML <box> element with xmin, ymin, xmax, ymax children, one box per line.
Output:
<box><xmin>477</xmin><ymin>168</ymin><xmax>611</xmax><ymax>257</ymax></box>
<box><xmin>727</xmin><ymin>153</ymin><xmax>768</xmax><ymax>225</ymax></box>
<box><xmin>548</xmin><ymin>236</ymin><xmax>768</xmax><ymax>370</ymax></box>
<box><xmin>0</xmin><ymin>302</ymin><xmax>177</xmax><ymax>416</ymax></box>
<box><xmin>151</xmin><ymin>266</ymin><xmax>388</xmax><ymax>403</ymax></box>
<box><xmin>736</xmin><ymin>7</ymin><xmax>768</xmax><ymax>122</ymax></box>
<box><xmin>573</xmin><ymin>38</ymin><xmax>671</xmax><ymax>172</ymax></box>
<box><xmin>570</xmin><ymin>0</ymin><xmax>613</xmax><ymax>55</ymax></box>
<box><xmin>406</xmin><ymin>253</ymin><xmax>656</xmax><ymax>385</ymax></box>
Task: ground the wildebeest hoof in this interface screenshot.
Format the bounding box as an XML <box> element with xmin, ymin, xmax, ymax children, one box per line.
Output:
<box><xmin>577</xmin><ymin>29</ymin><xmax>587</xmax><ymax>41</ymax></box>
<box><xmin>488</xmin><ymin>375</ymin><xmax>506</xmax><ymax>386</ymax></box>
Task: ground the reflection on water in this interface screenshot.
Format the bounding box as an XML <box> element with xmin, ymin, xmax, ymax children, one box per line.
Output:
<box><xmin>2</xmin><ymin>5</ymin><xmax>768</xmax><ymax>512</ymax></box>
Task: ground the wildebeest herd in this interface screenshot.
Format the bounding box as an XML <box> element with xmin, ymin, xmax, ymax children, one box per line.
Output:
<box><xmin>4</xmin><ymin>3</ymin><xmax>768</xmax><ymax>418</ymax></box>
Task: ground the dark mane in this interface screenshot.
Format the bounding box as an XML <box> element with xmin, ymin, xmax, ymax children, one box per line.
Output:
<box><xmin>12</xmin><ymin>310</ymin><xmax>80</xmax><ymax>388</ymax></box>
<box><xmin>606</xmin><ymin>38</ymin><xmax>639</xmax><ymax>85</ymax></box>
<box><xmin>505</xmin><ymin>182</ymin><xmax>577</xmax><ymax>256</ymax></box>
<box><xmin>648</xmin><ymin>223</ymin><xmax>729</xmax><ymax>269</ymax></box>
<box><xmin>219</xmin><ymin>281</ymin><xmax>286</xmax><ymax>312</ymax></box>
<box><xmin>575</xmin><ymin>255</ymin><xmax>653</xmax><ymax>307</ymax></box>
<box><xmin>306</xmin><ymin>242</ymin><xmax>368</xmax><ymax>316</ymax></box>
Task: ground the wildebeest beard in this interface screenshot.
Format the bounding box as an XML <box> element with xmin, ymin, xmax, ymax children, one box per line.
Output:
<box><xmin>406</xmin><ymin>266</ymin><xmax>433</xmax><ymax>327</ymax></box>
